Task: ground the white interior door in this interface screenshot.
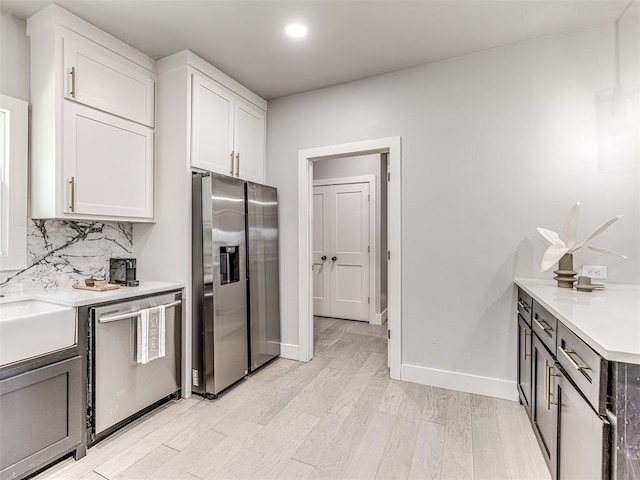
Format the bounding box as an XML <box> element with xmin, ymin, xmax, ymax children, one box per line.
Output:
<box><xmin>313</xmin><ymin>183</ymin><xmax>370</xmax><ymax>321</ymax></box>
<box><xmin>312</xmin><ymin>188</ymin><xmax>330</xmax><ymax>316</ymax></box>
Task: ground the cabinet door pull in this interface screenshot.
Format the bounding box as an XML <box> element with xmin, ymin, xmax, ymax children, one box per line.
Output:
<box><xmin>544</xmin><ymin>359</ymin><xmax>549</xmax><ymax>408</ymax></box>
<box><xmin>70</xmin><ymin>66</ymin><xmax>76</xmax><ymax>98</ymax></box>
<box><xmin>533</xmin><ymin>318</ymin><xmax>551</xmax><ymax>331</ymax></box>
<box><xmin>69</xmin><ymin>176</ymin><xmax>75</xmax><ymax>212</ymax></box>
<box><xmin>559</xmin><ymin>346</ymin><xmax>590</xmax><ymax>371</ymax></box>
<box><xmin>230</xmin><ymin>152</ymin><xmax>235</xmax><ymax>176</ymax></box>
<box><xmin>522</xmin><ymin>329</ymin><xmax>530</xmax><ymax>360</ymax></box>
<box><xmin>545</xmin><ymin>361</ymin><xmax>560</xmax><ymax>409</ymax></box>
<box><xmin>235</xmin><ymin>153</ymin><xmax>240</xmax><ymax>177</ymax></box>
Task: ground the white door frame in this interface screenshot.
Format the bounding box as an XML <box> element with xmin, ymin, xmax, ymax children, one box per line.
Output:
<box><xmin>313</xmin><ymin>175</ymin><xmax>377</xmax><ymax>324</ymax></box>
<box><xmin>298</xmin><ymin>137</ymin><xmax>401</xmax><ymax>380</ymax></box>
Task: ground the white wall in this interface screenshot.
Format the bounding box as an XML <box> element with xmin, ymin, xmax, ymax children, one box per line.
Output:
<box><xmin>313</xmin><ymin>153</ymin><xmax>388</xmax><ymax>315</ymax></box>
<box><xmin>266</xmin><ymin>22</ymin><xmax>639</xmax><ymax>395</ymax></box>
<box><xmin>0</xmin><ymin>10</ymin><xmax>29</xmax><ymax>101</ymax></box>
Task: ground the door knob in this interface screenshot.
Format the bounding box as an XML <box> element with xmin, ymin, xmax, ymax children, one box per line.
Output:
<box><xmin>321</xmin><ymin>255</ymin><xmax>327</xmax><ymax>261</ymax></box>
<box><xmin>332</xmin><ymin>256</ymin><xmax>337</xmax><ymax>261</ymax></box>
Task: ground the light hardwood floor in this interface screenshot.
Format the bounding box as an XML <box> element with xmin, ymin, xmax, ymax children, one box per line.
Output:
<box><xmin>33</xmin><ymin>317</ymin><xmax>550</xmax><ymax>480</ymax></box>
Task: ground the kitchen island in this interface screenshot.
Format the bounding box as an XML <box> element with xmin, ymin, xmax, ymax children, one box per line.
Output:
<box><xmin>515</xmin><ymin>278</ymin><xmax>639</xmax><ymax>480</ymax></box>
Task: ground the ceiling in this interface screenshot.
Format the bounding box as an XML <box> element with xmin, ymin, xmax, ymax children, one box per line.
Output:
<box><xmin>0</xmin><ymin>0</ymin><xmax>632</xmax><ymax>100</ymax></box>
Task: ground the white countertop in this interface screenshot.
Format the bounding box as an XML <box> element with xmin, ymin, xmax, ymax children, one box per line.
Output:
<box><xmin>515</xmin><ymin>278</ymin><xmax>640</xmax><ymax>364</ymax></box>
<box><xmin>0</xmin><ymin>281</ymin><xmax>184</xmax><ymax>308</ymax></box>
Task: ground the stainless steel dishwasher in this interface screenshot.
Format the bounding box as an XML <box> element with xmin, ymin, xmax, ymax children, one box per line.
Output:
<box><xmin>85</xmin><ymin>290</ymin><xmax>182</xmax><ymax>445</ymax></box>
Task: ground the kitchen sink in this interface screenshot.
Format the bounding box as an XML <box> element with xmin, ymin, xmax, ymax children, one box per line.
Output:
<box><xmin>0</xmin><ymin>300</ymin><xmax>76</xmax><ymax>367</ymax></box>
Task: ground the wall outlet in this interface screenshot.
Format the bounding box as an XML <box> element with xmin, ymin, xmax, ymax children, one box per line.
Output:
<box><xmin>582</xmin><ymin>265</ymin><xmax>608</xmax><ymax>279</ymax></box>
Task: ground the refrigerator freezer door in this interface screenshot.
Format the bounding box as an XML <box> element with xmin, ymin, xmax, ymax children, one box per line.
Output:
<box><xmin>195</xmin><ymin>173</ymin><xmax>248</xmax><ymax>396</ymax></box>
<box><xmin>246</xmin><ymin>182</ymin><xmax>281</xmax><ymax>371</ymax></box>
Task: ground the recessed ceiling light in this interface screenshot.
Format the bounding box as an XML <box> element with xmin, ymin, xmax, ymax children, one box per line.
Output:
<box><xmin>285</xmin><ymin>23</ymin><xmax>308</xmax><ymax>39</ymax></box>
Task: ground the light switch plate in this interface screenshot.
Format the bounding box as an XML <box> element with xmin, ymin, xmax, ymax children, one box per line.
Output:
<box><xmin>582</xmin><ymin>265</ymin><xmax>607</xmax><ymax>279</ymax></box>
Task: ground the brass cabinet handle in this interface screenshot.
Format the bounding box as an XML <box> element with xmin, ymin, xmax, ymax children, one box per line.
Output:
<box><xmin>229</xmin><ymin>152</ymin><xmax>234</xmax><ymax>175</ymax></box>
<box><xmin>533</xmin><ymin>318</ymin><xmax>551</xmax><ymax>331</ymax></box>
<box><xmin>522</xmin><ymin>329</ymin><xmax>531</xmax><ymax>360</ymax></box>
<box><xmin>70</xmin><ymin>66</ymin><xmax>76</xmax><ymax>98</ymax></box>
<box><xmin>69</xmin><ymin>176</ymin><xmax>75</xmax><ymax>212</ymax></box>
<box><xmin>235</xmin><ymin>153</ymin><xmax>240</xmax><ymax>177</ymax></box>
<box><xmin>544</xmin><ymin>361</ymin><xmax>560</xmax><ymax>409</ymax></box>
<box><xmin>544</xmin><ymin>359</ymin><xmax>549</xmax><ymax>409</ymax></box>
<box><xmin>559</xmin><ymin>346</ymin><xmax>590</xmax><ymax>371</ymax></box>
<box><xmin>517</xmin><ymin>300</ymin><xmax>530</xmax><ymax>310</ymax></box>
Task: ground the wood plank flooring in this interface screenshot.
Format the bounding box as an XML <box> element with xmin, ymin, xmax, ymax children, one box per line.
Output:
<box><xmin>33</xmin><ymin>317</ymin><xmax>550</xmax><ymax>480</ymax></box>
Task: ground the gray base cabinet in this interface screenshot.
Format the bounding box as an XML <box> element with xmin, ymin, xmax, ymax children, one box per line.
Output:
<box><xmin>531</xmin><ymin>335</ymin><xmax>558</xmax><ymax>478</ymax></box>
<box><xmin>557</xmin><ymin>371</ymin><xmax>609</xmax><ymax>480</ymax></box>
<box><xmin>0</xmin><ymin>356</ymin><xmax>83</xmax><ymax>480</ymax></box>
<box><xmin>516</xmin><ymin>286</ymin><xmax>612</xmax><ymax>479</ymax></box>
<box><xmin>517</xmin><ymin>314</ymin><xmax>533</xmax><ymax>417</ymax></box>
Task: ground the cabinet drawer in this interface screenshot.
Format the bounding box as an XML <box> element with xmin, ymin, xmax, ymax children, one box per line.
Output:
<box><xmin>63</xmin><ymin>30</ymin><xmax>155</xmax><ymax>127</ymax></box>
<box><xmin>532</xmin><ymin>302</ymin><xmax>557</xmax><ymax>354</ymax></box>
<box><xmin>557</xmin><ymin>322</ymin><xmax>607</xmax><ymax>415</ymax></box>
<box><xmin>517</xmin><ymin>288</ymin><xmax>533</xmax><ymax>325</ymax></box>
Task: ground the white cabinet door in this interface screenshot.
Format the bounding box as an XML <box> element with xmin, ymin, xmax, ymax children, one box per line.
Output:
<box><xmin>191</xmin><ymin>73</ymin><xmax>235</xmax><ymax>175</ymax></box>
<box><xmin>63</xmin><ymin>102</ymin><xmax>153</xmax><ymax>219</ymax></box>
<box><xmin>63</xmin><ymin>33</ymin><xmax>155</xmax><ymax>127</ymax></box>
<box><xmin>234</xmin><ymin>100</ymin><xmax>265</xmax><ymax>183</ymax></box>
<box><xmin>313</xmin><ymin>183</ymin><xmax>370</xmax><ymax>321</ymax></box>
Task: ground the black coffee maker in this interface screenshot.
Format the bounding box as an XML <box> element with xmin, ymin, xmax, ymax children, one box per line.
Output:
<box><xmin>109</xmin><ymin>258</ymin><xmax>140</xmax><ymax>287</ymax></box>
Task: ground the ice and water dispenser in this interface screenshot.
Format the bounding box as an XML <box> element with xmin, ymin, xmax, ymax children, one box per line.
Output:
<box><xmin>219</xmin><ymin>246</ymin><xmax>240</xmax><ymax>285</ymax></box>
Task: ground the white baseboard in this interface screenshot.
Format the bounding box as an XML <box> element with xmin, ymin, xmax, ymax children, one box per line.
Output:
<box><xmin>370</xmin><ymin>308</ymin><xmax>388</xmax><ymax>326</ymax></box>
<box><xmin>279</xmin><ymin>343</ymin><xmax>300</xmax><ymax>361</ymax></box>
<box><xmin>400</xmin><ymin>363</ymin><xmax>518</xmax><ymax>401</ymax></box>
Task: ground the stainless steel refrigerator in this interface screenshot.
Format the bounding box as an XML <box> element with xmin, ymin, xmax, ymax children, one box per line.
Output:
<box><xmin>192</xmin><ymin>172</ymin><xmax>280</xmax><ymax>399</ymax></box>
<box><xmin>246</xmin><ymin>181</ymin><xmax>281</xmax><ymax>372</ymax></box>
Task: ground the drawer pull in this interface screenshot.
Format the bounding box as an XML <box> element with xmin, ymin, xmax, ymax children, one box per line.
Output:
<box><xmin>534</xmin><ymin>318</ymin><xmax>551</xmax><ymax>331</ymax></box>
<box><xmin>517</xmin><ymin>300</ymin><xmax>530</xmax><ymax>310</ymax></box>
<box><xmin>559</xmin><ymin>347</ymin><xmax>590</xmax><ymax>371</ymax></box>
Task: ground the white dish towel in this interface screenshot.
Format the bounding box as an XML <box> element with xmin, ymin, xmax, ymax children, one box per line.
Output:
<box><xmin>136</xmin><ymin>305</ymin><xmax>166</xmax><ymax>364</ymax></box>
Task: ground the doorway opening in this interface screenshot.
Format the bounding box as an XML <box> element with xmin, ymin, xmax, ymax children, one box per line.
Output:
<box><xmin>313</xmin><ymin>159</ymin><xmax>386</xmax><ymax>325</ymax></box>
<box><xmin>297</xmin><ymin>137</ymin><xmax>401</xmax><ymax>380</ymax></box>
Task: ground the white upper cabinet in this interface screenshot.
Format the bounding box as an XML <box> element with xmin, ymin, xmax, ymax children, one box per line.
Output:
<box><xmin>63</xmin><ymin>102</ymin><xmax>153</xmax><ymax>218</ymax></box>
<box><xmin>63</xmin><ymin>33</ymin><xmax>155</xmax><ymax>127</ymax></box>
<box><xmin>191</xmin><ymin>73</ymin><xmax>235</xmax><ymax>175</ymax></box>
<box><xmin>27</xmin><ymin>5</ymin><xmax>156</xmax><ymax>222</ymax></box>
<box><xmin>181</xmin><ymin>53</ymin><xmax>266</xmax><ymax>184</ymax></box>
<box><xmin>233</xmin><ymin>100</ymin><xmax>265</xmax><ymax>183</ymax></box>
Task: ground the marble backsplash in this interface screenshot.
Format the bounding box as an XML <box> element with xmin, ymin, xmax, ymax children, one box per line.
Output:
<box><xmin>0</xmin><ymin>220</ymin><xmax>132</xmax><ymax>291</ymax></box>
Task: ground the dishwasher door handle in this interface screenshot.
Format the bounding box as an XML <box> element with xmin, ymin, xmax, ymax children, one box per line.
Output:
<box><xmin>97</xmin><ymin>299</ymin><xmax>182</xmax><ymax>324</ymax></box>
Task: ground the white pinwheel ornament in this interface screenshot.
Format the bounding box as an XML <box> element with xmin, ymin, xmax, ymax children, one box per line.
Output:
<box><xmin>537</xmin><ymin>201</ymin><xmax>627</xmax><ymax>272</ymax></box>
